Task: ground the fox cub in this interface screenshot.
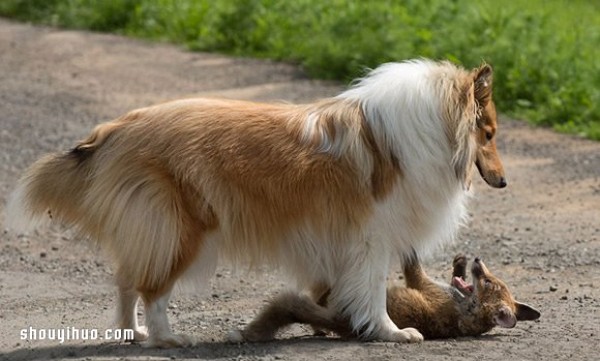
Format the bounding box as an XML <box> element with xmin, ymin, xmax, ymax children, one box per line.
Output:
<box><xmin>231</xmin><ymin>254</ymin><xmax>541</xmax><ymax>341</ymax></box>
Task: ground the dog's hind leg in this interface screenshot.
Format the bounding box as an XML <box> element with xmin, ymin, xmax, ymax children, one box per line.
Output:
<box><xmin>132</xmin><ymin>181</ymin><xmax>214</xmax><ymax>348</ymax></box>
<box><xmin>116</xmin><ymin>280</ymin><xmax>148</xmax><ymax>342</ymax></box>
<box><xmin>140</xmin><ymin>284</ymin><xmax>195</xmax><ymax>348</ymax></box>
<box><xmin>136</xmin><ymin>232</ymin><xmax>207</xmax><ymax>348</ymax></box>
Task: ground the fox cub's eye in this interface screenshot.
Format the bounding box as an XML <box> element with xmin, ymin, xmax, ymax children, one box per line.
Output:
<box><xmin>485</xmin><ymin>132</ymin><xmax>493</xmax><ymax>141</ymax></box>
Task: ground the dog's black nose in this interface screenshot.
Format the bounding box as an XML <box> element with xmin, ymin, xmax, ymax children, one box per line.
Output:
<box><xmin>474</xmin><ymin>257</ymin><xmax>481</xmax><ymax>264</ymax></box>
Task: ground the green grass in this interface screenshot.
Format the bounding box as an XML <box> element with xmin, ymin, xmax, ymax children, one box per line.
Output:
<box><xmin>1</xmin><ymin>0</ymin><xmax>599</xmax><ymax>139</ymax></box>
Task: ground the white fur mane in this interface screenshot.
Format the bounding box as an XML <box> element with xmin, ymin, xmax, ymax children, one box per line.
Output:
<box><xmin>339</xmin><ymin>60</ymin><xmax>475</xmax><ymax>255</ymax></box>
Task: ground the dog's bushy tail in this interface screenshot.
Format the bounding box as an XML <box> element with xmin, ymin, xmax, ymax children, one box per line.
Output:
<box><xmin>5</xmin><ymin>120</ymin><xmax>118</xmax><ymax>232</ymax></box>
<box><xmin>6</xmin><ymin>118</ymin><xmax>184</xmax><ymax>290</ymax></box>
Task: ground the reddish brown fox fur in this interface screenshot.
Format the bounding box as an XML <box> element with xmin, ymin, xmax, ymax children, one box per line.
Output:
<box><xmin>232</xmin><ymin>255</ymin><xmax>540</xmax><ymax>341</ymax></box>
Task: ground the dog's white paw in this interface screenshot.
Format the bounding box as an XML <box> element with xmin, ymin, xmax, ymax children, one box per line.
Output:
<box><xmin>144</xmin><ymin>333</ymin><xmax>195</xmax><ymax>348</ymax></box>
<box><xmin>121</xmin><ymin>326</ymin><xmax>148</xmax><ymax>343</ymax></box>
<box><xmin>392</xmin><ymin>327</ymin><xmax>424</xmax><ymax>343</ymax></box>
<box><xmin>227</xmin><ymin>329</ymin><xmax>245</xmax><ymax>343</ymax></box>
<box><xmin>132</xmin><ymin>326</ymin><xmax>148</xmax><ymax>342</ymax></box>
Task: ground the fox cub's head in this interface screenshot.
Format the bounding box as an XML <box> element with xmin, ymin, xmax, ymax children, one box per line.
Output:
<box><xmin>451</xmin><ymin>255</ymin><xmax>540</xmax><ymax>329</ymax></box>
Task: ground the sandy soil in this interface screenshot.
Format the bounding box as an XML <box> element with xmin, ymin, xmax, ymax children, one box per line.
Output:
<box><xmin>0</xmin><ymin>18</ymin><xmax>599</xmax><ymax>361</ymax></box>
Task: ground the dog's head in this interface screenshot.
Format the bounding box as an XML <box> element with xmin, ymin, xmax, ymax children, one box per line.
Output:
<box><xmin>472</xmin><ymin>65</ymin><xmax>506</xmax><ymax>188</ymax></box>
<box><xmin>451</xmin><ymin>64</ymin><xmax>506</xmax><ymax>189</ymax></box>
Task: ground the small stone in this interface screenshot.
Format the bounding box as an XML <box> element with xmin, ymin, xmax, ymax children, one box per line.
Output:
<box><xmin>40</xmin><ymin>252</ymin><xmax>47</xmax><ymax>258</ymax></box>
<box><xmin>549</xmin><ymin>285</ymin><xmax>558</xmax><ymax>292</ymax></box>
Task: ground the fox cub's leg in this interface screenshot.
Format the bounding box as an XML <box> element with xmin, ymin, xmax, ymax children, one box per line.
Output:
<box><xmin>402</xmin><ymin>253</ymin><xmax>430</xmax><ymax>290</ymax></box>
<box><xmin>452</xmin><ymin>254</ymin><xmax>468</xmax><ymax>280</ymax></box>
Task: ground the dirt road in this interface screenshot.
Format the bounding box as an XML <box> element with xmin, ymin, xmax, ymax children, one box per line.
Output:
<box><xmin>1</xmin><ymin>18</ymin><xmax>599</xmax><ymax>361</ymax></box>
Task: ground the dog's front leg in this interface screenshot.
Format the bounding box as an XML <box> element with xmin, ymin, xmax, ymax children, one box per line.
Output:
<box><xmin>329</xmin><ymin>239</ymin><xmax>423</xmax><ymax>343</ymax></box>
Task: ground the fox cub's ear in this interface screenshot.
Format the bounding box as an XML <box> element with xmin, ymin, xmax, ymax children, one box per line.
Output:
<box><xmin>515</xmin><ymin>302</ymin><xmax>541</xmax><ymax>321</ymax></box>
<box><xmin>494</xmin><ymin>305</ymin><xmax>517</xmax><ymax>328</ymax></box>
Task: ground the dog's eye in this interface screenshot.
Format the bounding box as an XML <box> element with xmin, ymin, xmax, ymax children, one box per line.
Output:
<box><xmin>485</xmin><ymin>132</ymin><xmax>493</xmax><ymax>141</ymax></box>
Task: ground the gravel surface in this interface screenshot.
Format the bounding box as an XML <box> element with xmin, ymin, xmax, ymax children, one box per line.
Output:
<box><xmin>0</xmin><ymin>18</ymin><xmax>598</xmax><ymax>361</ymax></box>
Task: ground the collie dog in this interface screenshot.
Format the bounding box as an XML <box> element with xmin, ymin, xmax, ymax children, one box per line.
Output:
<box><xmin>232</xmin><ymin>254</ymin><xmax>540</xmax><ymax>342</ymax></box>
<box><xmin>7</xmin><ymin>59</ymin><xmax>506</xmax><ymax>347</ymax></box>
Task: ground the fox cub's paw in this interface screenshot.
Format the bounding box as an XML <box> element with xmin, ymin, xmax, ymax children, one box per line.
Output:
<box><xmin>452</xmin><ymin>254</ymin><xmax>468</xmax><ymax>279</ymax></box>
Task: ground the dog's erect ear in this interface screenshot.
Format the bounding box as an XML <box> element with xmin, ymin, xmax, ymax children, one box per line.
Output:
<box><xmin>515</xmin><ymin>301</ymin><xmax>541</xmax><ymax>321</ymax></box>
<box><xmin>473</xmin><ymin>64</ymin><xmax>493</xmax><ymax>107</ymax></box>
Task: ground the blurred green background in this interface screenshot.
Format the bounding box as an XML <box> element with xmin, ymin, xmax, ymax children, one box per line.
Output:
<box><xmin>1</xmin><ymin>0</ymin><xmax>598</xmax><ymax>139</ymax></box>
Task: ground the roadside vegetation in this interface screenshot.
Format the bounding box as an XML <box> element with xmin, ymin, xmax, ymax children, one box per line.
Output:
<box><xmin>1</xmin><ymin>0</ymin><xmax>598</xmax><ymax>139</ymax></box>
